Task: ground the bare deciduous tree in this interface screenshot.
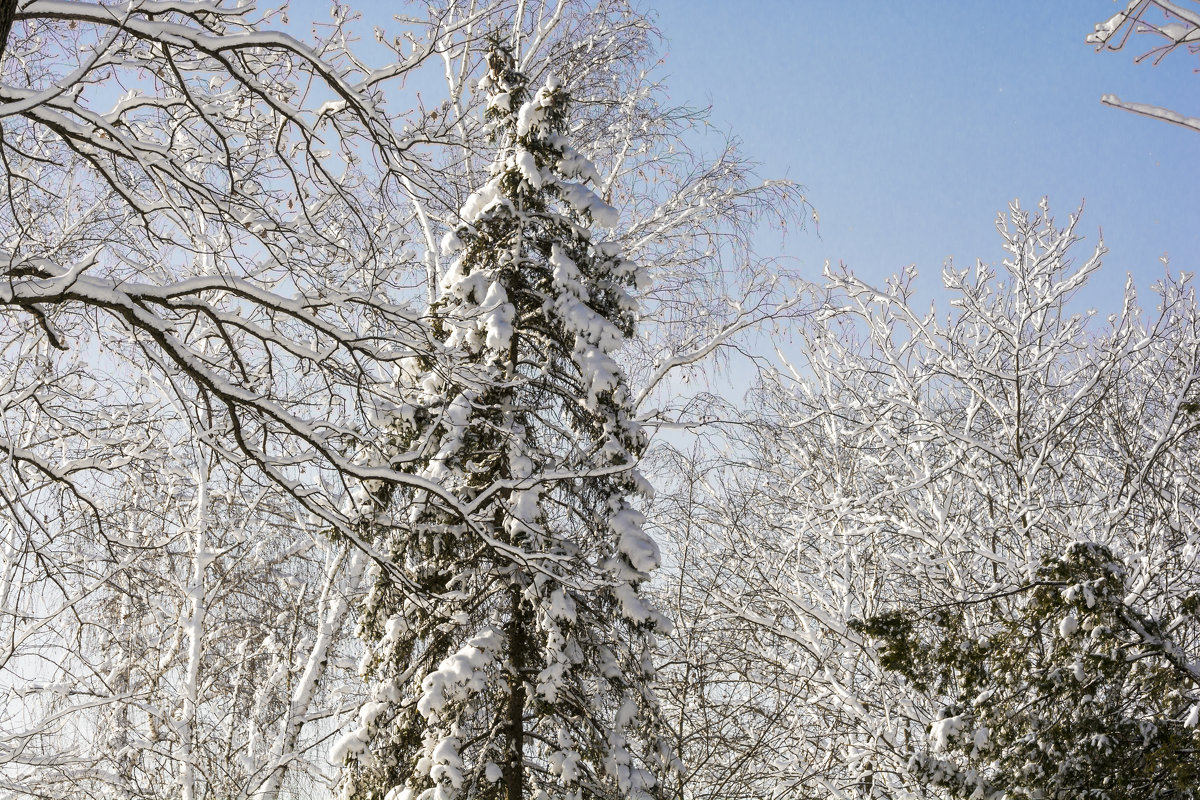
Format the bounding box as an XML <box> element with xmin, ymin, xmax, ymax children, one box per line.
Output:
<box><xmin>658</xmin><ymin>200</ymin><xmax>1200</xmax><ymax>798</ymax></box>
<box><xmin>0</xmin><ymin>1</ymin><xmax>812</xmax><ymax>798</ymax></box>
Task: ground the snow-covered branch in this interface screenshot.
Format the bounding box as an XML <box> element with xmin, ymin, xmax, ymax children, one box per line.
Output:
<box><xmin>653</xmin><ymin>199</ymin><xmax>1200</xmax><ymax>798</ymax></box>
<box><xmin>1089</xmin><ymin>0</ymin><xmax>1200</xmax><ymax>131</ymax></box>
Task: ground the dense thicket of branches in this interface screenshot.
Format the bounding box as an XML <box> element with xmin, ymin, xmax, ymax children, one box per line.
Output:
<box><xmin>658</xmin><ymin>201</ymin><xmax>1200</xmax><ymax>799</ymax></box>
<box><xmin>4</xmin><ymin>3</ymin><xmax>1196</xmax><ymax>800</ymax></box>
<box><xmin>0</xmin><ymin>1</ymin><xmax>806</xmax><ymax>798</ymax></box>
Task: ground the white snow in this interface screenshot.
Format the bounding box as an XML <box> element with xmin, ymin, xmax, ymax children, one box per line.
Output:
<box><xmin>416</xmin><ymin>627</ymin><xmax>502</xmax><ymax>720</ymax></box>
<box><xmin>929</xmin><ymin>714</ymin><xmax>964</xmax><ymax>752</ymax></box>
<box><xmin>547</xmin><ymin>587</ymin><xmax>577</xmax><ymax>622</ymax></box>
<box><xmin>515</xmin><ymin>149</ymin><xmax>545</xmax><ymax>189</ymax></box>
<box><xmin>613</xmin><ymin>582</ymin><xmax>652</xmax><ymax>623</ymax></box>
<box><xmin>430</xmin><ymin>736</ymin><xmax>465</xmax><ymax>788</ymax></box>
<box><xmin>440</xmin><ymin>230</ymin><xmax>463</xmax><ymax>255</ymax></box>
<box><xmin>487</xmin><ymin>91</ymin><xmax>512</xmax><ymax>112</ymax></box>
<box><xmin>557</xmin><ymin>182</ymin><xmax>619</xmax><ymax>228</ymax></box>
<box><xmin>613</xmin><ymin>506</ymin><xmax>660</xmax><ymax>573</ymax></box>
<box><xmin>329</xmin><ymin>727</ymin><xmax>369</xmax><ymax>763</ymax></box>
<box><xmin>460</xmin><ymin>178</ymin><xmax>505</xmax><ymax>221</ymax></box>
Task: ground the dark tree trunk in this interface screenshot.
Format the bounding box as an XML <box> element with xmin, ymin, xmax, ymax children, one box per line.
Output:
<box><xmin>503</xmin><ymin>582</ymin><xmax>528</xmax><ymax>800</ymax></box>
<box><xmin>0</xmin><ymin>0</ymin><xmax>18</xmax><ymax>62</ymax></box>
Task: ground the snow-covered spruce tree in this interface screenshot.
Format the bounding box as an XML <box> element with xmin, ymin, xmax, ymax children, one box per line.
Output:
<box><xmin>335</xmin><ymin>48</ymin><xmax>672</xmax><ymax>800</ymax></box>
<box><xmin>854</xmin><ymin>542</ymin><xmax>1200</xmax><ymax>800</ymax></box>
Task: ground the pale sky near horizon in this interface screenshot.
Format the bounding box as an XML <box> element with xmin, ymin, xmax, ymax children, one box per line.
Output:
<box><xmin>649</xmin><ymin>1</ymin><xmax>1198</xmax><ymax>313</ymax></box>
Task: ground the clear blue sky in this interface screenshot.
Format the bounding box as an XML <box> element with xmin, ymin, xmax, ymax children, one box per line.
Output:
<box><xmin>650</xmin><ymin>1</ymin><xmax>1198</xmax><ymax>311</ymax></box>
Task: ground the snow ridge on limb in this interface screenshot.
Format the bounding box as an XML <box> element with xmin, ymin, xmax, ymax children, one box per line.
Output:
<box><xmin>338</xmin><ymin>46</ymin><xmax>673</xmax><ymax>800</ymax></box>
<box><xmin>1089</xmin><ymin>0</ymin><xmax>1200</xmax><ymax>132</ymax></box>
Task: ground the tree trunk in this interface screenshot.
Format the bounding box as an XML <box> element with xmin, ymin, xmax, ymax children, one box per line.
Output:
<box><xmin>503</xmin><ymin>582</ymin><xmax>528</xmax><ymax>800</ymax></box>
<box><xmin>0</xmin><ymin>0</ymin><xmax>18</xmax><ymax>62</ymax></box>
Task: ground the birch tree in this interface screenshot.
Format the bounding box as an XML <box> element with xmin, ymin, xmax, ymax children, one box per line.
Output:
<box><xmin>0</xmin><ymin>1</ymin><xmax>444</xmax><ymax>796</ymax></box>
<box><xmin>0</xmin><ymin>0</ymin><xmax>459</xmax><ymax>543</ymax></box>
